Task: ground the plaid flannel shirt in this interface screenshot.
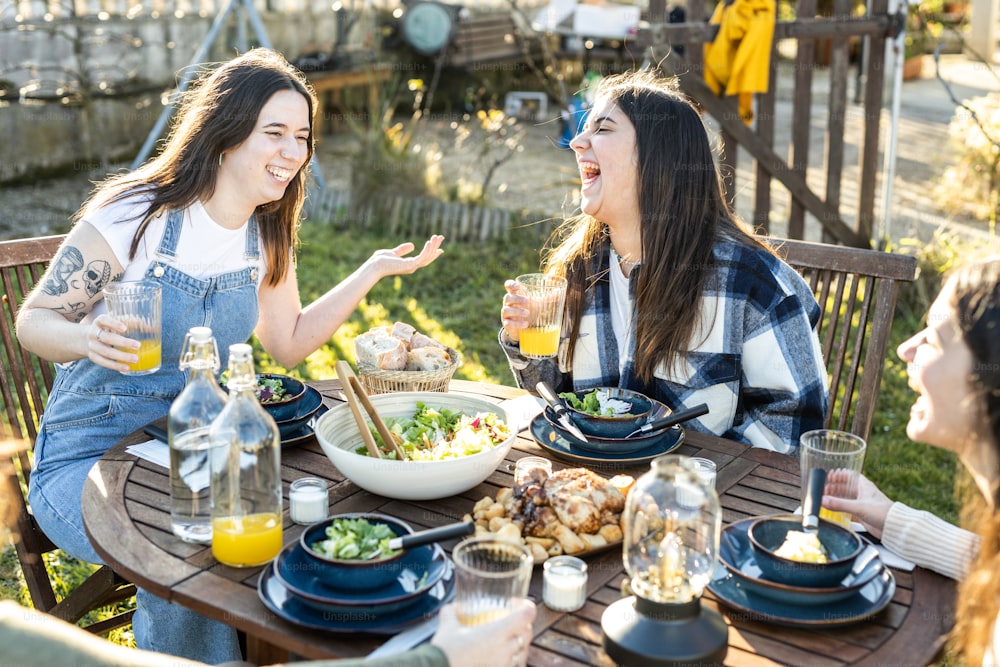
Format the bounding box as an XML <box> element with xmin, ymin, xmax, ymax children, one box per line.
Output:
<box><xmin>501</xmin><ymin>234</ymin><xmax>829</xmax><ymax>452</ymax></box>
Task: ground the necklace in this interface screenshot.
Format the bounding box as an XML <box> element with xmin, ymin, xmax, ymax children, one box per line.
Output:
<box><xmin>612</xmin><ymin>246</ymin><xmax>641</xmax><ymax>268</ymax></box>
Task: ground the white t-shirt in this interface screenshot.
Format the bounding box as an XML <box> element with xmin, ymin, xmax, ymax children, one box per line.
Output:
<box><xmin>83</xmin><ymin>196</ymin><xmax>261</xmax><ymax>319</ymax></box>
<box><xmin>609</xmin><ymin>249</ymin><xmax>634</xmax><ymax>375</ymax></box>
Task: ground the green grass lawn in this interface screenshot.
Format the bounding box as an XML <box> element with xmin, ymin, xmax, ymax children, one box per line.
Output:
<box><xmin>0</xmin><ymin>220</ymin><xmax>965</xmax><ymax>652</ymax></box>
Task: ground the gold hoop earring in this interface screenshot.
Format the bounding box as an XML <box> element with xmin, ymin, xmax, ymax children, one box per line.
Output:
<box><xmin>218</xmin><ymin>153</ymin><xmax>223</xmax><ymax>166</ymax></box>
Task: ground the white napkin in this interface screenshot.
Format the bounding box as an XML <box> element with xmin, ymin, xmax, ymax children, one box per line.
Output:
<box><xmin>498</xmin><ymin>394</ymin><xmax>545</xmax><ymax>432</ymax></box>
<box><xmin>874</xmin><ymin>544</ymin><xmax>916</xmax><ymax>572</ymax></box>
<box><xmin>126</xmin><ymin>439</ymin><xmax>211</xmax><ymax>492</ymax></box>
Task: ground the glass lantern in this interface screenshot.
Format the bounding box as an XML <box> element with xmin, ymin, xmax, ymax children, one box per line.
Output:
<box><xmin>602</xmin><ymin>455</ymin><xmax>728</xmax><ymax>666</ymax></box>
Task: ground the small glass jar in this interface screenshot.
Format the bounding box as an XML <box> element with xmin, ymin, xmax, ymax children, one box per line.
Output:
<box><xmin>688</xmin><ymin>457</ymin><xmax>717</xmax><ymax>488</ymax></box>
<box><xmin>514</xmin><ymin>456</ymin><xmax>552</xmax><ymax>485</ymax></box>
<box><xmin>542</xmin><ymin>555</ymin><xmax>588</xmax><ymax>612</ymax></box>
<box><xmin>289</xmin><ymin>478</ymin><xmax>328</xmax><ymax>525</ymax></box>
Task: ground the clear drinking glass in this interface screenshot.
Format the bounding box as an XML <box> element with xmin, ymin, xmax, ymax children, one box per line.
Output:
<box><xmin>453</xmin><ymin>537</ymin><xmax>532</xmax><ymax>625</ymax></box>
<box><xmin>102</xmin><ymin>281</ymin><xmax>162</xmax><ymax>375</ymax></box>
<box><xmin>515</xmin><ymin>273</ymin><xmax>567</xmax><ymax>359</ymax></box>
<box><xmin>799</xmin><ymin>429</ymin><xmax>867</xmax><ymax>528</ymax></box>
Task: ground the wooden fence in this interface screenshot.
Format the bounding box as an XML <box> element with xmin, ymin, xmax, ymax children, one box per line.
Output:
<box><xmin>638</xmin><ymin>0</ymin><xmax>897</xmax><ymax>248</ymax></box>
<box><xmin>304</xmin><ymin>188</ymin><xmax>555</xmax><ymax>243</ymax></box>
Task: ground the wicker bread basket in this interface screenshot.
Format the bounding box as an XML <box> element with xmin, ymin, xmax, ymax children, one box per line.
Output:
<box><xmin>357</xmin><ymin>346</ymin><xmax>461</xmax><ymax>395</ymax></box>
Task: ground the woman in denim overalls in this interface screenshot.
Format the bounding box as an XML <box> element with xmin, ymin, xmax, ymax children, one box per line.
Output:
<box><xmin>16</xmin><ymin>48</ymin><xmax>443</xmax><ymax>664</ymax></box>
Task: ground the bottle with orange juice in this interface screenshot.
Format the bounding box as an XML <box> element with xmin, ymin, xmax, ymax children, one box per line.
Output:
<box><xmin>208</xmin><ymin>343</ymin><xmax>282</xmax><ymax>567</ymax></box>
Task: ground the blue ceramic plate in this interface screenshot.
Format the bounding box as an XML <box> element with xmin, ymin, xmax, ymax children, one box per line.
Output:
<box><xmin>280</xmin><ymin>404</ymin><xmax>328</xmax><ymax>448</ymax></box>
<box><xmin>530</xmin><ymin>412</ymin><xmax>684</xmax><ymax>465</ymax></box>
<box><xmin>276</xmin><ymin>386</ymin><xmax>324</xmax><ymax>438</ymax></box>
<box><xmin>543</xmin><ymin>401</ymin><xmax>676</xmax><ymax>454</ymax></box>
<box><xmin>708</xmin><ymin>563</ymin><xmax>895</xmax><ymax>628</ymax></box>
<box><xmin>258</xmin><ymin>559</ymin><xmax>454</xmax><ymax>634</ymax></box>
<box><xmin>273</xmin><ymin>541</ymin><xmax>448</xmax><ymax>615</ymax></box>
<box><xmin>720</xmin><ymin>518</ymin><xmax>883</xmax><ymax>605</ymax></box>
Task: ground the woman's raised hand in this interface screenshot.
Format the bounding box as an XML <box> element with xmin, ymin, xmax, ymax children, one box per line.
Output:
<box><xmin>367</xmin><ymin>235</ymin><xmax>445</xmax><ymax>277</ymax></box>
<box><xmin>500</xmin><ymin>279</ymin><xmax>530</xmax><ymax>344</ymax></box>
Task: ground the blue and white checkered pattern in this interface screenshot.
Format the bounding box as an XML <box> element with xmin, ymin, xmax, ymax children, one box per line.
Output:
<box><xmin>503</xmin><ymin>235</ymin><xmax>828</xmax><ymax>453</ymax></box>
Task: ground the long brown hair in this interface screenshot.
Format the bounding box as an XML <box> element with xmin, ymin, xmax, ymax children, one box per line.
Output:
<box><xmin>545</xmin><ymin>70</ymin><xmax>770</xmax><ymax>382</ymax></box>
<box><xmin>948</xmin><ymin>257</ymin><xmax>1000</xmax><ymax>665</ymax></box>
<box><xmin>76</xmin><ymin>48</ymin><xmax>317</xmax><ymax>288</ymax></box>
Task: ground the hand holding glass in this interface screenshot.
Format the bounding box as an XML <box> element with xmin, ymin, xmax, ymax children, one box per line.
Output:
<box><xmin>514</xmin><ymin>273</ymin><xmax>567</xmax><ymax>359</ymax></box>
<box><xmin>102</xmin><ymin>281</ymin><xmax>162</xmax><ymax>375</ymax></box>
<box><xmin>453</xmin><ymin>537</ymin><xmax>532</xmax><ymax>625</ymax></box>
<box><xmin>799</xmin><ymin>429</ymin><xmax>867</xmax><ymax>528</ymax></box>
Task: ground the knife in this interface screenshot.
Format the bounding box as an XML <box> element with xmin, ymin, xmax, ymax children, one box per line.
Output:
<box><xmin>536</xmin><ymin>381</ymin><xmax>590</xmax><ymax>443</ymax></box>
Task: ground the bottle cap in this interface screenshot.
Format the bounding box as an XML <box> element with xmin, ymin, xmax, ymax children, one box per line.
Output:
<box><xmin>229</xmin><ymin>343</ymin><xmax>253</xmax><ymax>359</ymax></box>
<box><xmin>188</xmin><ymin>326</ymin><xmax>212</xmax><ymax>343</ymax></box>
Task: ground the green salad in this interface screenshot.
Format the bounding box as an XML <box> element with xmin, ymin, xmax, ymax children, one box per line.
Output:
<box><xmin>310</xmin><ymin>517</ymin><xmax>401</xmax><ymax>561</ymax></box>
<box><xmin>560</xmin><ymin>389</ymin><xmax>632</xmax><ymax>416</ymax></box>
<box><xmin>220</xmin><ymin>373</ymin><xmax>290</xmax><ymax>404</ymax></box>
<box><xmin>356</xmin><ymin>402</ymin><xmax>511</xmax><ymax>462</ymax></box>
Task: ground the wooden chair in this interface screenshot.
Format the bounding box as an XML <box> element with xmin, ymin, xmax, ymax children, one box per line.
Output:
<box><xmin>0</xmin><ymin>235</ymin><xmax>136</xmax><ymax>634</ymax></box>
<box><xmin>774</xmin><ymin>238</ymin><xmax>918</xmax><ymax>442</ymax></box>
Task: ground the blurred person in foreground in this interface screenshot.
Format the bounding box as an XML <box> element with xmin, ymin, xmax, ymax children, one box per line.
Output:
<box><xmin>0</xmin><ymin>439</ymin><xmax>536</xmax><ymax>667</ymax></box>
<box><xmin>499</xmin><ymin>70</ymin><xmax>828</xmax><ymax>453</ymax></box>
<box><xmin>823</xmin><ymin>257</ymin><xmax>1000</xmax><ymax>664</ymax></box>
<box><xmin>14</xmin><ymin>47</ymin><xmax>445</xmax><ymax>663</ymax></box>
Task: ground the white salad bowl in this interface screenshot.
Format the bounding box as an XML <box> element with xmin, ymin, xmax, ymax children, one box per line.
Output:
<box><xmin>314</xmin><ymin>391</ymin><xmax>516</xmax><ymax>500</ymax></box>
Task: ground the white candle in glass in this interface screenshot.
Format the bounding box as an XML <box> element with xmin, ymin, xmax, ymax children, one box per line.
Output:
<box><xmin>289</xmin><ymin>478</ymin><xmax>328</xmax><ymax>525</ymax></box>
<box><xmin>543</xmin><ymin>556</ymin><xmax>588</xmax><ymax>612</ymax></box>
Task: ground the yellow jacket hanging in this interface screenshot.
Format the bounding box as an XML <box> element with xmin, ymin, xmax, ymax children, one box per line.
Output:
<box><xmin>703</xmin><ymin>0</ymin><xmax>776</xmax><ymax>124</ymax></box>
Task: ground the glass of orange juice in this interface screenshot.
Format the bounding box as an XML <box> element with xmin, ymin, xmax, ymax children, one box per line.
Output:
<box><xmin>515</xmin><ymin>273</ymin><xmax>567</xmax><ymax>360</ymax></box>
<box><xmin>453</xmin><ymin>537</ymin><xmax>532</xmax><ymax>626</ymax></box>
<box><xmin>799</xmin><ymin>430</ymin><xmax>867</xmax><ymax>528</ymax></box>
<box><xmin>103</xmin><ymin>281</ymin><xmax>162</xmax><ymax>375</ymax></box>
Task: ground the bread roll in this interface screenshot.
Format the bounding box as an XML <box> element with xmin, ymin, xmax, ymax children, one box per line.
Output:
<box><xmin>410</xmin><ymin>332</ymin><xmax>448</xmax><ymax>351</ymax></box>
<box><xmin>405</xmin><ymin>347</ymin><xmax>451</xmax><ymax>371</ymax></box>
<box><xmin>390</xmin><ymin>321</ymin><xmax>416</xmax><ymax>344</ymax></box>
<box><xmin>355</xmin><ymin>329</ymin><xmax>407</xmax><ymax>370</ymax></box>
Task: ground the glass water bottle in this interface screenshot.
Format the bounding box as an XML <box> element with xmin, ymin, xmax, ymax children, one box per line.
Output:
<box><xmin>209</xmin><ymin>343</ymin><xmax>282</xmax><ymax>567</ymax></box>
<box><xmin>168</xmin><ymin>326</ymin><xmax>225</xmax><ymax>543</ymax></box>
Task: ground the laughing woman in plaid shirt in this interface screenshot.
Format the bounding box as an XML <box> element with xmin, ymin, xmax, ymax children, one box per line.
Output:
<box><xmin>499</xmin><ymin>71</ymin><xmax>828</xmax><ymax>453</ymax></box>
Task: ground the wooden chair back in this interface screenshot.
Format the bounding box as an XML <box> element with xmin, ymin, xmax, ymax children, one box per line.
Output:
<box><xmin>774</xmin><ymin>238</ymin><xmax>918</xmax><ymax>442</ymax></box>
<box><xmin>0</xmin><ymin>235</ymin><xmax>135</xmax><ymax>634</ymax></box>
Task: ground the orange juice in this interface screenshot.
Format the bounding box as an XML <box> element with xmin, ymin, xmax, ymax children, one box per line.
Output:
<box><xmin>519</xmin><ymin>325</ymin><xmax>559</xmax><ymax>358</ymax></box>
<box><xmin>456</xmin><ymin>607</ymin><xmax>511</xmax><ymax>626</ymax></box>
<box><xmin>127</xmin><ymin>339</ymin><xmax>162</xmax><ymax>373</ymax></box>
<box><xmin>212</xmin><ymin>513</ymin><xmax>282</xmax><ymax>567</ymax></box>
<box><xmin>820</xmin><ymin>507</ymin><xmax>852</xmax><ymax>528</ymax></box>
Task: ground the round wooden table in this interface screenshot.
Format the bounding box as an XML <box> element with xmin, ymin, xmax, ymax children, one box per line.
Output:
<box><xmin>83</xmin><ymin>379</ymin><xmax>956</xmax><ymax>666</ymax></box>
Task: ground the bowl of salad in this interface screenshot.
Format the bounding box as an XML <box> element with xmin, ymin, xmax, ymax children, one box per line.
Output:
<box><xmin>314</xmin><ymin>392</ymin><xmax>515</xmax><ymax>500</ymax></box>
<box><xmin>255</xmin><ymin>373</ymin><xmax>308</xmax><ymax>422</ymax></box>
<box><xmin>559</xmin><ymin>387</ymin><xmax>653</xmax><ymax>438</ymax></box>
<box><xmin>299</xmin><ymin>513</ymin><xmax>410</xmax><ymax>591</ymax></box>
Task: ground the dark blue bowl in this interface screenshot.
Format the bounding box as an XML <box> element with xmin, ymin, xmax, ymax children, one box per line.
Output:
<box><xmin>564</xmin><ymin>387</ymin><xmax>653</xmax><ymax>438</ymax></box>
<box><xmin>258</xmin><ymin>373</ymin><xmax>308</xmax><ymax>422</ymax></box>
<box><xmin>274</xmin><ymin>386</ymin><xmax>323</xmax><ymax>439</ymax></box>
<box><xmin>299</xmin><ymin>513</ymin><xmax>411</xmax><ymax>591</ymax></box>
<box><xmin>748</xmin><ymin>515</ymin><xmax>863</xmax><ymax>588</ymax></box>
